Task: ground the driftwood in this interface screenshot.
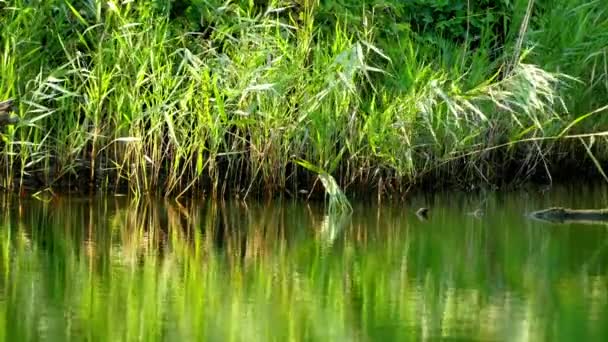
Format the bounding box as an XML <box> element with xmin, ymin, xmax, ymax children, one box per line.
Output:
<box><xmin>530</xmin><ymin>207</ymin><xmax>608</xmax><ymax>224</ymax></box>
<box><xmin>0</xmin><ymin>99</ymin><xmax>18</xmax><ymax>126</ymax></box>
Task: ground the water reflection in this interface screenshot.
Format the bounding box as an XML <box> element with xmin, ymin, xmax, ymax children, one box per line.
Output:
<box><xmin>0</xmin><ymin>184</ymin><xmax>607</xmax><ymax>341</ymax></box>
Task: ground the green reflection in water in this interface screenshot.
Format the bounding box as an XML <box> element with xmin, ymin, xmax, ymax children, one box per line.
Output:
<box><xmin>1</xmin><ymin>184</ymin><xmax>608</xmax><ymax>341</ymax></box>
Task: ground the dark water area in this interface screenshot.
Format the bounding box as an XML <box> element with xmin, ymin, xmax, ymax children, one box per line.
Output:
<box><xmin>0</xmin><ymin>183</ymin><xmax>607</xmax><ymax>341</ymax></box>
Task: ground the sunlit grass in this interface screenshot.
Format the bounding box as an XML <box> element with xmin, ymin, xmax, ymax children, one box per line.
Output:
<box><xmin>0</xmin><ymin>0</ymin><xmax>607</xmax><ymax>199</ymax></box>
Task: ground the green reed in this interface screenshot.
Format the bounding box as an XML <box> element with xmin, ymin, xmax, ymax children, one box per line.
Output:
<box><xmin>0</xmin><ymin>0</ymin><xmax>607</xmax><ymax>199</ymax></box>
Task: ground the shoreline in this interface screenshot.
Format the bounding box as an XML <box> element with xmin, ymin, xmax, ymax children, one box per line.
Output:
<box><xmin>2</xmin><ymin>149</ymin><xmax>603</xmax><ymax>200</ymax></box>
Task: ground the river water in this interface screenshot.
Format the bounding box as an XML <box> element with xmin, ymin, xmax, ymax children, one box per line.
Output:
<box><xmin>0</xmin><ymin>183</ymin><xmax>607</xmax><ymax>341</ymax></box>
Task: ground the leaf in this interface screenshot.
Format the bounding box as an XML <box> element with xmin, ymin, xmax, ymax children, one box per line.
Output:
<box><xmin>558</xmin><ymin>104</ymin><xmax>608</xmax><ymax>137</ymax></box>
<box><xmin>245</xmin><ymin>83</ymin><xmax>275</xmax><ymax>92</ymax></box>
<box><xmin>113</xmin><ymin>137</ymin><xmax>141</xmax><ymax>143</ymax></box>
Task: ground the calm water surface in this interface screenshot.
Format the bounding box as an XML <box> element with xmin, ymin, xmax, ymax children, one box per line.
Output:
<box><xmin>1</xmin><ymin>184</ymin><xmax>608</xmax><ymax>341</ymax></box>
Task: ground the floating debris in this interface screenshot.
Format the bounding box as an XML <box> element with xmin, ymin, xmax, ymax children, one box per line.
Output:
<box><xmin>416</xmin><ymin>207</ymin><xmax>429</xmax><ymax>220</ymax></box>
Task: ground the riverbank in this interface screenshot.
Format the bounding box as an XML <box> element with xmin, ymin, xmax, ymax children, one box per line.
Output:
<box><xmin>1</xmin><ymin>0</ymin><xmax>607</xmax><ymax>199</ymax></box>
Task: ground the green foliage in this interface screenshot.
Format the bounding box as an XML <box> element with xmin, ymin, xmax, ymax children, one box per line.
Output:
<box><xmin>0</xmin><ymin>0</ymin><xmax>607</xmax><ymax>198</ymax></box>
<box><xmin>407</xmin><ymin>0</ymin><xmax>505</xmax><ymax>32</ymax></box>
<box><xmin>316</xmin><ymin>0</ymin><xmax>511</xmax><ymax>43</ymax></box>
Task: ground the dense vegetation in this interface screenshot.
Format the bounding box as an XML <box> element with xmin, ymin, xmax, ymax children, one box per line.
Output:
<box><xmin>0</xmin><ymin>0</ymin><xmax>607</xmax><ymax>199</ymax></box>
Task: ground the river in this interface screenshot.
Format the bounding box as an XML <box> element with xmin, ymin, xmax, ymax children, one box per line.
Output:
<box><xmin>0</xmin><ymin>183</ymin><xmax>607</xmax><ymax>341</ymax></box>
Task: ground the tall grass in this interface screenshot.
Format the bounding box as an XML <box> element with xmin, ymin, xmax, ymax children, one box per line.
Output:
<box><xmin>0</xmin><ymin>0</ymin><xmax>607</xmax><ymax>199</ymax></box>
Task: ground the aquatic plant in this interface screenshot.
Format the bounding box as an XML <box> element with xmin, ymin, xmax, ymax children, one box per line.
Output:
<box><xmin>0</xmin><ymin>0</ymin><xmax>607</xmax><ymax>197</ymax></box>
<box><xmin>295</xmin><ymin>158</ymin><xmax>352</xmax><ymax>214</ymax></box>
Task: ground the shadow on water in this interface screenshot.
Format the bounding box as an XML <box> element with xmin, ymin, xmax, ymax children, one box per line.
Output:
<box><xmin>0</xmin><ymin>183</ymin><xmax>608</xmax><ymax>341</ymax></box>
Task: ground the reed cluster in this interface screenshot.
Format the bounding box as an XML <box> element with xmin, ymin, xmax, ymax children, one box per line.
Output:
<box><xmin>1</xmin><ymin>0</ymin><xmax>607</xmax><ymax>200</ymax></box>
